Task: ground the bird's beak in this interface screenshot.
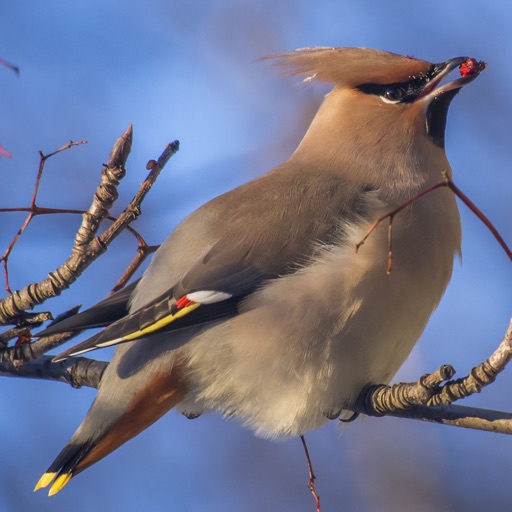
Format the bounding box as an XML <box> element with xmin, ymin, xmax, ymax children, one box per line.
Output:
<box><xmin>418</xmin><ymin>56</ymin><xmax>486</xmax><ymax>102</ymax></box>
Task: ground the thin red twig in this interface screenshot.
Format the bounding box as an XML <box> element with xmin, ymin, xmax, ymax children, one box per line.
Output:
<box><xmin>0</xmin><ymin>144</ymin><xmax>13</xmax><ymax>158</ymax></box>
<box><xmin>446</xmin><ymin>180</ymin><xmax>512</xmax><ymax>261</ymax></box>
<box><xmin>355</xmin><ymin>182</ymin><xmax>447</xmax><ymax>257</ymax></box>
<box><xmin>2</xmin><ymin>212</ymin><xmax>34</xmax><ymax>294</ymax></box>
<box><xmin>0</xmin><ymin>57</ymin><xmax>19</xmax><ymax>75</ymax></box>
<box><xmin>300</xmin><ymin>435</ymin><xmax>322</xmax><ymax>512</ymax></box>
<box><xmin>109</xmin><ymin>243</ymin><xmax>158</xmax><ymax>295</ymax></box>
<box><xmin>39</xmin><ymin>140</ymin><xmax>87</xmax><ymax>161</ymax></box>
<box><xmin>356</xmin><ymin>175</ymin><xmax>511</xmax><ymax>273</ymax></box>
<box><xmin>0</xmin><ymin>139</ymin><xmax>151</xmax><ymax>298</ymax></box>
<box><xmin>33</xmin><ymin>141</ymin><xmax>87</xmax><ymax>208</ymax></box>
<box><xmin>0</xmin><ymin>141</ymin><xmax>88</xmax><ymax>293</ymax></box>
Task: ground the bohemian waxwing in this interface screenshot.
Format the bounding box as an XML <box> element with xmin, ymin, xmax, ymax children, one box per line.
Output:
<box><xmin>34</xmin><ymin>47</ymin><xmax>484</xmax><ymax>495</ymax></box>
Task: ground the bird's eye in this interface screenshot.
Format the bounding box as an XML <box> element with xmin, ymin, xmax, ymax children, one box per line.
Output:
<box><xmin>383</xmin><ymin>87</ymin><xmax>406</xmax><ymax>102</ymax></box>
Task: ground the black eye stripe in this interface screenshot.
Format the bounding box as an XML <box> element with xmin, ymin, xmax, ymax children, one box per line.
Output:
<box><xmin>357</xmin><ymin>81</ymin><xmax>421</xmax><ymax>103</ymax></box>
<box><xmin>356</xmin><ymin>64</ymin><xmax>437</xmax><ymax>103</ymax></box>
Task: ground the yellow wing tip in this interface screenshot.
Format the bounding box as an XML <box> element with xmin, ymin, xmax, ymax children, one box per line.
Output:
<box><xmin>34</xmin><ymin>472</ymin><xmax>57</xmax><ymax>492</ymax></box>
<box><xmin>48</xmin><ymin>473</ymin><xmax>73</xmax><ymax>496</ymax></box>
<box><xmin>123</xmin><ymin>302</ymin><xmax>202</xmax><ymax>342</ymax></box>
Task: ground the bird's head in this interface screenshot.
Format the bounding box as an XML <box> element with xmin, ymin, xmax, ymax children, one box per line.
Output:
<box><xmin>271</xmin><ymin>48</ymin><xmax>485</xmax><ymax>178</ymax></box>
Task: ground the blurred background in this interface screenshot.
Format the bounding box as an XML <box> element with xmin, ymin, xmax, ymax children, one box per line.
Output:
<box><xmin>1</xmin><ymin>1</ymin><xmax>511</xmax><ymax>511</ymax></box>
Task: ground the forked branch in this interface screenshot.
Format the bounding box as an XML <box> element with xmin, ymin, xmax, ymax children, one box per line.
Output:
<box><xmin>0</xmin><ymin>127</ymin><xmax>179</xmax><ymax>366</ymax></box>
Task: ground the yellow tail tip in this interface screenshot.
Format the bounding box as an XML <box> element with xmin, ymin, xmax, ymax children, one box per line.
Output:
<box><xmin>34</xmin><ymin>472</ymin><xmax>57</xmax><ymax>492</ymax></box>
<box><xmin>48</xmin><ymin>473</ymin><xmax>73</xmax><ymax>496</ymax></box>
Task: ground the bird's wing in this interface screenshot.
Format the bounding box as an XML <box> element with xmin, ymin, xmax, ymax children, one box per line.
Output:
<box><xmin>37</xmin><ymin>280</ymin><xmax>140</xmax><ymax>336</ymax></box>
<box><xmin>52</xmin><ymin>241</ymin><xmax>278</xmax><ymax>361</ymax></box>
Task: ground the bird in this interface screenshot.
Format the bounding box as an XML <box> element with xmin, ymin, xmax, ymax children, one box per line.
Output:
<box><xmin>34</xmin><ymin>47</ymin><xmax>484</xmax><ymax>495</ymax></box>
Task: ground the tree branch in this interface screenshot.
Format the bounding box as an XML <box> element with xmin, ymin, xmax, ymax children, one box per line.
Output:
<box><xmin>375</xmin><ymin>403</ymin><xmax>512</xmax><ymax>435</ymax></box>
<box><xmin>0</xmin><ymin>129</ymin><xmax>180</xmax><ymax>381</ymax></box>
<box><xmin>0</xmin><ymin>129</ymin><xmax>132</xmax><ymax>324</ymax></box>
<box><xmin>353</xmin><ymin>319</ymin><xmax>512</xmax><ymax>434</ymax></box>
<box><xmin>0</xmin><ymin>352</ymin><xmax>106</xmax><ymax>389</ymax></box>
<box><xmin>0</xmin><ymin>128</ymin><xmax>179</xmax><ymax>331</ymax></box>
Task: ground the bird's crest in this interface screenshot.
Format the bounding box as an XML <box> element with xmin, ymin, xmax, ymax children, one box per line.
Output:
<box><xmin>266</xmin><ymin>47</ymin><xmax>432</xmax><ymax>88</ymax></box>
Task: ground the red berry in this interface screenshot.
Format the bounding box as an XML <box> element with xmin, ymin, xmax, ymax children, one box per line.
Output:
<box><xmin>459</xmin><ymin>58</ymin><xmax>487</xmax><ymax>77</ymax></box>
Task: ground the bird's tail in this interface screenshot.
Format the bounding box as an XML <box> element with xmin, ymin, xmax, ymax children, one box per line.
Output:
<box><xmin>34</xmin><ymin>368</ymin><xmax>186</xmax><ymax>495</ymax></box>
<box><xmin>34</xmin><ymin>440</ymin><xmax>93</xmax><ymax>496</ymax></box>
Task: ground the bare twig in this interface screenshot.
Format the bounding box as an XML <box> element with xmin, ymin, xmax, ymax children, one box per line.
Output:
<box><xmin>0</xmin><ymin>144</ymin><xmax>13</xmax><ymax>158</ymax></box>
<box><xmin>73</xmin><ymin>126</ymin><xmax>132</xmax><ymax>252</ymax></box>
<box><xmin>24</xmin><ymin>331</ymin><xmax>83</xmax><ymax>361</ymax></box>
<box><xmin>429</xmin><ymin>318</ymin><xmax>512</xmax><ymax>405</ymax></box>
<box><xmin>300</xmin><ymin>435</ymin><xmax>322</xmax><ymax>512</ymax></box>
<box><xmin>0</xmin><ymin>140</ymin><xmax>87</xmax><ymax>293</ymax></box>
<box><xmin>0</xmin><ymin>135</ymin><xmax>180</xmax><ymax>376</ymax></box>
<box><xmin>355</xmin><ymin>182</ymin><xmax>448</xmax><ymax>261</ymax></box>
<box><xmin>0</xmin><ymin>57</ymin><xmax>20</xmax><ymax>75</ymax></box>
<box><xmin>446</xmin><ymin>178</ymin><xmax>512</xmax><ymax>261</ymax></box>
<box><xmin>110</xmin><ymin>243</ymin><xmax>158</xmax><ymax>295</ymax></box>
<box><xmin>356</xmin><ymin>174</ymin><xmax>511</xmax><ymax>271</ymax></box>
<box><xmin>385</xmin><ymin>403</ymin><xmax>512</xmax><ymax>434</ymax></box>
<box><xmin>0</xmin><ymin>128</ymin><xmax>139</xmax><ymax>325</ymax></box>
<box><xmin>352</xmin><ymin>398</ymin><xmax>512</xmax><ymax>436</ymax></box>
<box><xmin>99</xmin><ymin>141</ymin><xmax>180</xmax><ymax>247</ymax></box>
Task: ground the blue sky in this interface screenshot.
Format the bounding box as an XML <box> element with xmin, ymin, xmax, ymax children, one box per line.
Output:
<box><xmin>1</xmin><ymin>1</ymin><xmax>511</xmax><ymax>511</ymax></box>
